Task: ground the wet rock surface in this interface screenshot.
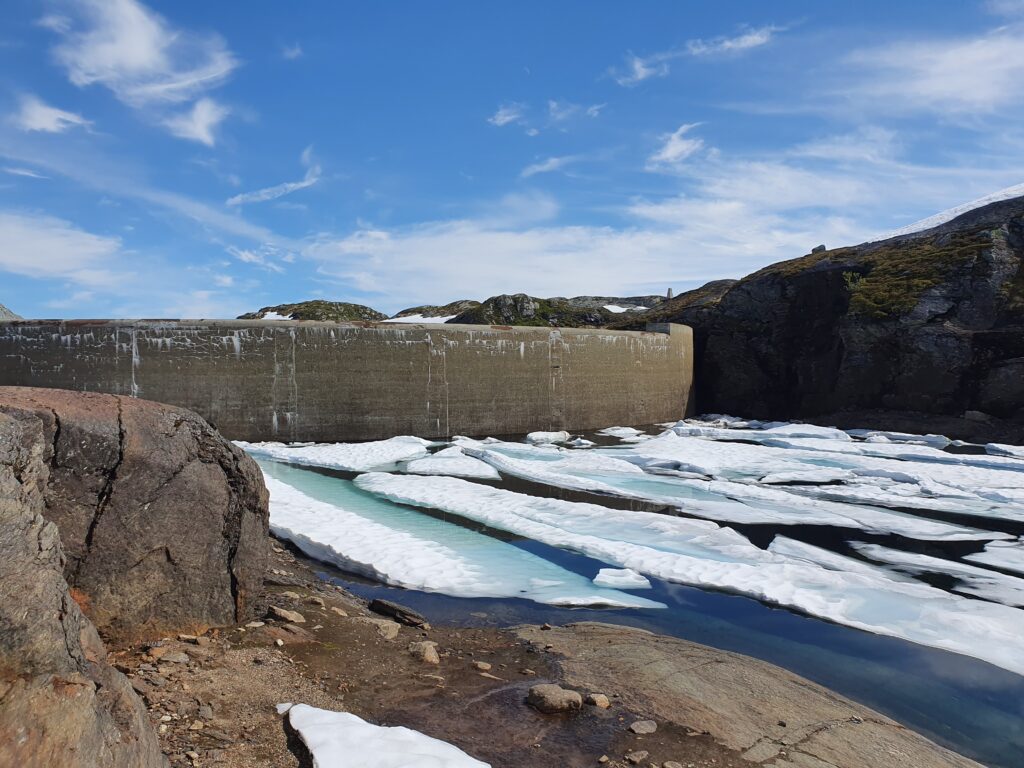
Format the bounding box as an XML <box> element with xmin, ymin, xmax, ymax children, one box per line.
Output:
<box><xmin>0</xmin><ymin>386</ymin><xmax>269</xmax><ymax>641</ymax></box>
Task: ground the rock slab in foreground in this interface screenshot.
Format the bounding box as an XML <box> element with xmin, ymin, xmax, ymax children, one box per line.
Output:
<box><xmin>0</xmin><ymin>386</ymin><xmax>269</xmax><ymax>641</ymax></box>
<box><xmin>517</xmin><ymin>622</ymin><xmax>981</xmax><ymax>768</ymax></box>
<box><xmin>0</xmin><ymin>409</ymin><xmax>166</xmax><ymax>767</ymax></box>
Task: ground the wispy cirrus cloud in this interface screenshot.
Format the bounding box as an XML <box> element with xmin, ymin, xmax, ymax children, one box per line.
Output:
<box><xmin>3</xmin><ymin>166</ymin><xmax>49</xmax><ymax>179</ymax></box>
<box><xmin>227</xmin><ymin>145</ymin><xmax>321</xmax><ymax>206</ymax></box>
<box><xmin>611</xmin><ymin>25</ymin><xmax>779</xmax><ymax>86</ymax></box>
<box><xmin>40</xmin><ymin>0</ymin><xmax>237</xmax><ymax>141</ymax></box>
<box><xmin>520</xmin><ymin>155</ymin><xmax>582</xmax><ymax>178</ymax></box>
<box><xmin>487</xmin><ymin>102</ymin><xmax>527</xmax><ymax>127</ymax></box>
<box><xmin>10</xmin><ymin>94</ymin><xmax>91</xmax><ymax>133</ymax></box>
<box><xmin>281</xmin><ymin>43</ymin><xmax>303</xmax><ymax>60</ymax></box>
<box><xmin>646</xmin><ymin>123</ymin><xmax>706</xmax><ymax>171</ymax></box>
<box><xmin>163</xmin><ymin>97</ymin><xmax>230</xmax><ymax>146</ymax></box>
<box><xmin>842</xmin><ymin>25</ymin><xmax>1024</xmax><ymax>114</ymax></box>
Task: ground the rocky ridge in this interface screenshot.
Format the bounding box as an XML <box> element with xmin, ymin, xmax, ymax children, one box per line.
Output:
<box><xmin>238</xmin><ymin>300</ymin><xmax>386</xmax><ymax>322</ymax></box>
<box><xmin>0</xmin><ymin>302</ymin><xmax>21</xmax><ymax>320</ymax></box>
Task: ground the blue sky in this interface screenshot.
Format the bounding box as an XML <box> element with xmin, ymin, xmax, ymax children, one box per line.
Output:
<box><xmin>2</xmin><ymin>0</ymin><xmax>1023</xmax><ymax>318</ymax></box>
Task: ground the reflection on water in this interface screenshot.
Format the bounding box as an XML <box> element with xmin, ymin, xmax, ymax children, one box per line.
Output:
<box><xmin>258</xmin><ymin>426</ymin><xmax>1024</xmax><ymax>768</ymax></box>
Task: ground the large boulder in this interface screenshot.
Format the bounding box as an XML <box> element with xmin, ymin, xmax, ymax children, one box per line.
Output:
<box><xmin>0</xmin><ymin>387</ymin><xmax>269</xmax><ymax>641</ymax></box>
<box><xmin>0</xmin><ymin>408</ymin><xmax>165</xmax><ymax>767</ymax></box>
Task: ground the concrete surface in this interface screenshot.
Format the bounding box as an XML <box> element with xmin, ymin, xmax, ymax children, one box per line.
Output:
<box><xmin>0</xmin><ymin>320</ymin><xmax>693</xmax><ymax>441</ymax></box>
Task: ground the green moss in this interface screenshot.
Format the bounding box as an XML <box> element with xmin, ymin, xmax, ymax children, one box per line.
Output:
<box><xmin>846</xmin><ymin>230</ymin><xmax>990</xmax><ymax>319</ymax></box>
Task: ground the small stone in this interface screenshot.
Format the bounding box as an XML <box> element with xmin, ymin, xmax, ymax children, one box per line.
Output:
<box><xmin>195</xmin><ymin>636</ymin><xmax>211</xmax><ymax>647</ymax></box>
<box><xmin>777</xmin><ymin>720</ymin><xmax>787</xmax><ymax>728</ymax></box>
<box><xmin>598</xmin><ymin>757</ymin><xmax>609</xmax><ymax>765</ymax></box>
<box><xmin>520</xmin><ymin>668</ymin><xmax>536</xmax><ymax>676</ymax></box>
<box><xmin>540</xmin><ymin>623</ymin><xmax>552</xmax><ymax>630</ymax></box>
<box><xmin>408</xmin><ymin>641</ymin><xmax>440</xmax><ymax>665</ymax></box>
<box><xmin>158</xmin><ymin>724</ymin><xmax>167</xmax><ymax>734</ymax></box>
<box><xmin>160</xmin><ymin>651</ymin><xmax>190</xmax><ymax>664</ymax></box>
<box><xmin>356</xmin><ymin>617</ymin><xmax>401</xmax><ymax>640</ymax></box>
<box><xmin>177</xmin><ymin>634</ymin><xmax>199</xmax><ymax>643</ymax></box>
<box><xmin>629</xmin><ymin>719</ymin><xmax>657</xmax><ymax>735</ymax></box>
<box><xmin>186</xmin><ymin>751</ymin><xmax>199</xmax><ymax>759</ymax></box>
<box><xmin>585</xmin><ymin>693</ymin><xmax>611</xmax><ymax>709</ymax></box>
<box><xmin>308</xmin><ymin>596</ymin><xmax>326</xmax><ymax>607</ymax></box>
<box><xmin>198</xmin><ymin>705</ymin><xmax>214</xmax><ymax>720</ymax></box>
<box><xmin>479</xmin><ymin>672</ymin><xmax>504</xmax><ymax>681</ymax></box>
<box><xmin>188</xmin><ymin>720</ymin><xmax>205</xmax><ymax>731</ymax></box>
<box><xmin>160</xmin><ymin>715</ymin><xmax>173</xmax><ymax>723</ymax></box>
<box><xmin>275</xmin><ymin>639</ymin><xmax>284</xmax><ymax>647</ymax></box>
<box><xmin>268</xmin><ymin>606</ymin><xmax>306</xmax><ymax>624</ymax></box>
<box><xmin>369</xmin><ymin>598</ymin><xmax>429</xmax><ymax>628</ymax></box>
<box><xmin>472</xmin><ymin>661</ymin><xmax>492</xmax><ymax>671</ymax></box>
<box><xmin>625</xmin><ymin>751</ymin><xmax>649</xmax><ymax>765</ymax></box>
<box><xmin>526</xmin><ymin>683</ymin><xmax>582</xmax><ymax>714</ymax></box>
<box><xmin>329</xmin><ymin>606</ymin><xmax>348</xmax><ymax>617</ymax></box>
<box><xmin>663</xmin><ymin>763</ymin><xmax>684</xmax><ymax>768</ymax></box>
<box><xmin>281</xmin><ymin>591</ymin><xmax>301</xmax><ymax>600</ymax></box>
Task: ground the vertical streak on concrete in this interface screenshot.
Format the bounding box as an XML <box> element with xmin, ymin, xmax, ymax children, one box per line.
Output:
<box><xmin>549</xmin><ymin>329</ymin><xmax>565</xmax><ymax>430</ymax></box>
<box><xmin>289</xmin><ymin>327</ymin><xmax>299</xmax><ymax>442</ymax></box>
<box><xmin>130</xmin><ymin>328</ymin><xmax>140</xmax><ymax>398</ymax></box>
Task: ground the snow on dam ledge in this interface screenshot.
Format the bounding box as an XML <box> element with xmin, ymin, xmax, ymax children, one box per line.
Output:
<box><xmin>0</xmin><ymin>320</ymin><xmax>694</xmax><ymax>442</ymax></box>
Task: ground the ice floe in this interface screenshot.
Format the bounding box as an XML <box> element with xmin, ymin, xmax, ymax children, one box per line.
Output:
<box><xmin>354</xmin><ymin>472</ymin><xmax>1024</xmax><ymax>675</ymax></box>
<box><xmin>593</xmin><ymin>568</ymin><xmax>652</xmax><ymax>589</ymax></box>
<box><xmin>238</xmin><ymin>436</ymin><xmax>431</xmax><ymax>472</ymax></box>
<box><xmin>987</xmin><ymin>443</ymin><xmax>1024</xmax><ymax>459</ymax></box>
<box><xmin>279</xmin><ymin>703</ymin><xmax>489</xmax><ymax>767</ymax></box>
<box><xmin>404</xmin><ymin>446</ymin><xmax>500</xmax><ymax>480</ymax></box>
<box><xmin>263</xmin><ymin>463</ymin><xmax>659</xmax><ymax>609</ymax></box>
<box><xmin>597</xmin><ymin>426</ymin><xmax>646</xmax><ymax>438</ymax></box>
<box><xmin>849</xmin><ymin>542</ymin><xmax>1024</xmax><ymax>607</ymax></box>
<box><xmin>965</xmin><ymin>539</ymin><xmax>1024</xmax><ymax>575</ymax></box>
<box><xmin>525</xmin><ymin>430</ymin><xmax>572</xmax><ymax>444</ymax></box>
<box><xmin>465</xmin><ymin>443</ymin><xmax>1007</xmax><ymax>541</ymax></box>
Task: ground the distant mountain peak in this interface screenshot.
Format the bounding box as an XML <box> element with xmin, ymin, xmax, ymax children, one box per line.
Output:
<box><xmin>238</xmin><ymin>300</ymin><xmax>386</xmax><ymax>322</ymax></box>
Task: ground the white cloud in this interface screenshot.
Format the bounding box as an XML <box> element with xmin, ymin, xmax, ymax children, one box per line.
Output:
<box><xmin>845</xmin><ymin>27</ymin><xmax>1024</xmax><ymax>114</ymax></box>
<box><xmin>487</xmin><ymin>103</ymin><xmax>526</xmax><ymax>127</ymax></box>
<box><xmin>520</xmin><ymin>155</ymin><xmax>580</xmax><ymax>178</ymax></box>
<box><xmin>226</xmin><ymin>245</ymin><xmax>288</xmax><ymax>273</ymax></box>
<box><xmin>227</xmin><ymin>145</ymin><xmax>321</xmax><ymax>206</ymax></box>
<box><xmin>2</xmin><ymin>166</ymin><xmax>49</xmax><ymax>179</ymax></box>
<box><xmin>0</xmin><ymin>211</ymin><xmax>127</xmax><ymax>287</ymax></box>
<box><xmin>987</xmin><ymin>0</ymin><xmax>1024</xmax><ymax>16</ymax></box>
<box><xmin>612</xmin><ymin>25</ymin><xmax>778</xmax><ymax>86</ymax></box>
<box><xmin>11</xmin><ymin>94</ymin><xmax>91</xmax><ymax>133</ymax></box>
<box><xmin>163</xmin><ymin>97</ymin><xmax>230</xmax><ymax>146</ymax></box>
<box><xmin>646</xmin><ymin>123</ymin><xmax>705</xmax><ymax>171</ymax></box>
<box><xmin>612</xmin><ymin>52</ymin><xmax>671</xmax><ymax>86</ymax></box>
<box><xmin>687</xmin><ymin>26</ymin><xmax>778</xmax><ymax>56</ymax></box>
<box><xmin>547</xmin><ymin>100</ymin><xmax>605</xmax><ymax>123</ymax></box>
<box><xmin>586</xmin><ymin>103</ymin><xmax>606</xmax><ymax>118</ymax></box>
<box><xmin>46</xmin><ymin>0</ymin><xmax>238</xmax><ymax>107</ymax></box>
<box><xmin>282</xmin><ymin>43</ymin><xmax>303</xmax><ymax>60</ymax></box>
<box><xmin>213</xmin><ymin>274</ymin><xmax>233</xmax><ymax>287</ymax></box>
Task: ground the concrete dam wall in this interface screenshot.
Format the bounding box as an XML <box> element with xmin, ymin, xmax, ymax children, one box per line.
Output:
<box><xmin>0</xmin><ymin>320</ymin><xmax>693</xmax><ymax>442</ymax></box>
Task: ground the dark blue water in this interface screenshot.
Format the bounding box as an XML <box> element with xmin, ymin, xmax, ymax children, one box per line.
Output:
<box><xmin>266</xmin><ymin>453</ymin><xmax>1024</xmax><ymax>768</ymax></box>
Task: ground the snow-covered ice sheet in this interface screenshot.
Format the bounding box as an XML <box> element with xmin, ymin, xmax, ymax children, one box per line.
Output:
<box><xmin>404</xmin><ymin>446</ymin><xmax>500</xmax><ymax>480</ymax></box>
<box><xmin>354</xmin><ymin>471</ymin><xmax>1024</xmax><ymax>675</ymax></box>
<box><xmin>466</xmin><ymin>444</ymin><xmax>1006</xmax><ymax>541</ymax></box>
<box><xmin>987</xmin><ymin>443</ymin><xmax>1024</xmax><ymax>459</ymax></box>
<box><xmin>965</xmin><ymin>539</ymin><xmax>1024</xmax><ymax>576</ymax></box>
<box><xmin>594</xmin><ymin>568</ymin><xmax>652</xmax><ymax>589</ymax></box>
<box><xmin>849</xmin><ymin>542</ymin><xmax>1024</xmax><ymax>607</ymax></box>
<box><xmin>280</xmin><ymin>703</ymin><xmax>490</xmax><ymax>768</ymax></box>
<box><xmin>238</xmin><ymin>436</ymin><xmax>431</xmax><ymax>472</ymax></box>
<box><xmin>263</xmin><ymin>463</ymin><xmax>660</xmax><ymax>609</ymax></box>
<box><xmin>382</xmin><ymin>314</ymin><xmax>458</xmax><ymax>324</ymax></box>
<box><xmin>845</xmin><ymin>429</ymin><xmax>951</xmax><ymax>448</ymax></box>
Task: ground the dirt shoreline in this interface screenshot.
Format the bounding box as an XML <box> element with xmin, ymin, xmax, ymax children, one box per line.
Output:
<box><xmin>109</xmin><ymin>537</ymin><xmax>983</xmax><ymax>768</ymax></box>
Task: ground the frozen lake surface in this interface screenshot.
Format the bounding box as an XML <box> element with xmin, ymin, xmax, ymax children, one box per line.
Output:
<box><xmin>243</xmin><ymin>416</ymin><xmax>1024</xmax><ymax>768</ymax></box>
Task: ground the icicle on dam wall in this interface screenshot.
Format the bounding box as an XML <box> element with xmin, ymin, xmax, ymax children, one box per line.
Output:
<box><xmin>0</xmin><ymin>320</ymin><xmax>693</xmax><ymax>442</ymax></box>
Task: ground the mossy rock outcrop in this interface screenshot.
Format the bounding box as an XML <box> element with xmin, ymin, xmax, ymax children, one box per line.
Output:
<box><xmin>633</xmin><ymin>196</ymin><xmax>1024</xmax><ymax>441</ymax></box>
<box><xmin>239</xmin><ymin>300</ymin><xmax>386</xmax><ymax>322</ymax></box>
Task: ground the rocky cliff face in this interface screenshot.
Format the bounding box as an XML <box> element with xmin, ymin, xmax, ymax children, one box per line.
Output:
<box><xmin>239</xmin><ymin>300</ymin><xmax>386</xmax><ymax>322</ymax></box>
<box><xmin>0</xmin><ymin>388</ymin><xmax>269</xmax><ymax>642</ymax></box>
<box><xmin>389</xmin><ymin>299</ymin><xmax>481</xmax><ymax>319</ymax></box>
<box><xmin>636</xmin><ymin>196</ymin><xmax>1024</xmax><ymax>441</ymax></box>
<box><xmin>0</xmin><ymin>407</ymin><xmax>166</xmax><ymax>768</ymax></box>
